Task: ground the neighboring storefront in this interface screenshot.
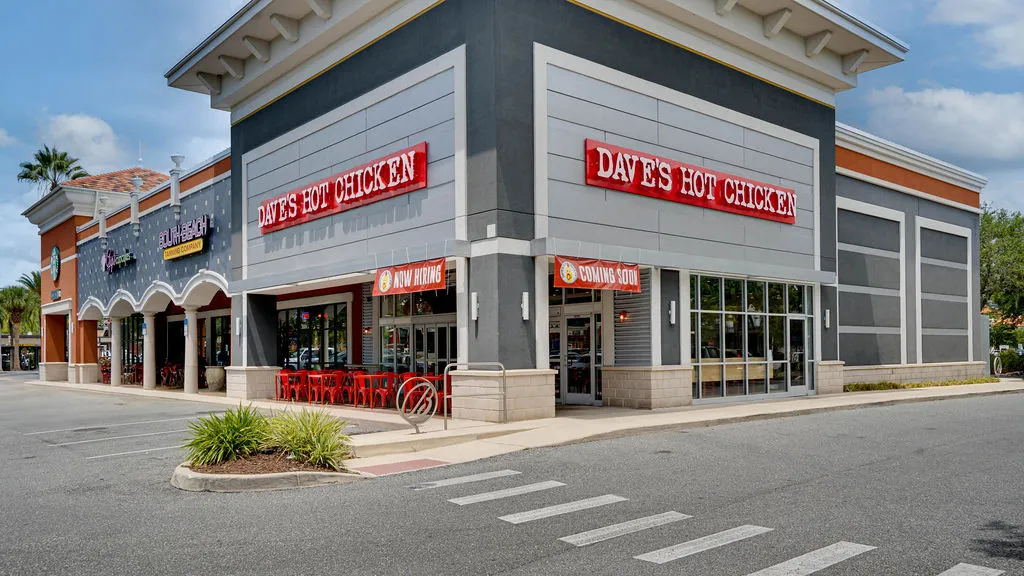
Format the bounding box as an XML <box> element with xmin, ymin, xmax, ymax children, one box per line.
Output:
<box><xmin>25</xmin><ymin>0</ymin><xmax>986</xmax><ymax>420</ymax></box>
<box><xmin>24</xmin><ymin>153</ymin><xmax>233</xmax><ymax>391</ymax></box>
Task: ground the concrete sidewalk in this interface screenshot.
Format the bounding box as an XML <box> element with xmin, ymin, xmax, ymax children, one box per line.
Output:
<box><xmin>345</xmin><ymin>379</ymin><xmax>1024</xmax><ymax>476</ymax></box>
<box><xmin>25</xmin><ymin>377</ymin><xmax>1024</xmax><ymax>476</ymax></box>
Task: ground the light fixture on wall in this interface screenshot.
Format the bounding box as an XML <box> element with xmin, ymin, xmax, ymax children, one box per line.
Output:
<box><xmin>362</xmin><ymin>327</ymin><xmax>372</xmax><ymax>336</ymax></box>
<box><xmin>521</xmin><ymin>292</ymin><xmax>529</xmax><ymax>321</ymax></box>
<box><xmin>617</xmin><ymin>311</ymin><xmax>629</xmax><ymax>323</ymax></box>
<box><xmin>471</xmin><ymin>292</ymin><xmax>479</xmax><ymax>322</ymax></box>
<box><xmin>669</xmin><ymin>300</ymin><xmax>677</xmax><ymax>325</ymax></box>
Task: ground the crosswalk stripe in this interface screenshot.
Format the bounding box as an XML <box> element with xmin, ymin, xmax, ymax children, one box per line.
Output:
<box><xmin>448</xmin><ymin>480</ymin><xmax>565</xmax><ymax>505</ymax></box>
<box><xmin>744</xmin><ymin>541</ymin><xmax>876</xmax><ymax>575</ymax></box>
<box><xmin>635</xmin><ymin>525</ymin><xmax>773</xmax><ymax>564</ymax></box>
<box><xmin>936</xmin><ymin>564</ymin><xmax>1005</xmax><ymax>576</ymax></box>
<box><xmin>498</xmin><ymin>494</ymin><xmax>627</xmax><ymax>524</ymax></box>
<box><xmin>407</xmin><ymin>469</ymin><xmax>521</xmax><ymax>491</ymax></box>
<box><xmin>560</xmin><ymin>511</ymin><xmax>692</xmax><ymax>547</ymax></box>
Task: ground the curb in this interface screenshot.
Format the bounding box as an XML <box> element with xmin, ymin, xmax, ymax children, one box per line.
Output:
<box><xmin>553</xmin><ymin>387</ymin><xmax>1024</xmax><ymax>447</ymax></box>
<box><xmin>170</xmin><ymin>464</ymin><xmax>375</xmax><ymax>493</ymax></box>
<box><xmin>351</xmin><ymin>428</ymin><xmax>530</xmax><ymax>458</ymax></box>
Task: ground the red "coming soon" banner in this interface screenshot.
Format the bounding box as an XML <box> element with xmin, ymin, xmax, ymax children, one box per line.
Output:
<box><xmin>554</xmin><ymin>256</ymin><xmax>641</xmax><ymax>293</ymax></box>
<box><xmin>585</xmin><ymin>139</ymin><xmax>797</xmax><ymax>225</ymax></box>
<box><xmin>258</xmin><ymin>142</ymin><xmax>428</xmax><ymax>234</ymax></box>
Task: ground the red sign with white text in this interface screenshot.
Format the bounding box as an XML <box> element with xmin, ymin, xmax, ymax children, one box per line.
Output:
<box><xmin>258</xmin><ymin>142</ymin><xmax>429</xmax><ymax>234</ymax></box>
<box><xmin>373</xmin><ymin>258</ymin><xmax>447</xmax><ymax>297</ymax></box>
<box><xmin>584</xmin><ymin>139</ymin><xmax>796</xmax><ymax>225</ymax></box>
<box><xmin>554</xmin><ymin>256</ymin><xmax>641</xmax><ymax>293</ymax></box>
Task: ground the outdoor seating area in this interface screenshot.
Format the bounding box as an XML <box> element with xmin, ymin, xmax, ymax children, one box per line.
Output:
<box><xmin>274</xmin><ymin>369</ymin><xmax>452</xmax><ymax>412</ymax></box>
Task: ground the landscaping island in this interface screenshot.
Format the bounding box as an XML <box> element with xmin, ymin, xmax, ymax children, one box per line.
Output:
<box><xmin>171</xmin><ymin>405</ymin><xmax>368</xmax><ymax>492</ymax></box>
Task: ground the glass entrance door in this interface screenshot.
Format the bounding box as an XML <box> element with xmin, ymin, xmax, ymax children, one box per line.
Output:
<box><xmin>563</xmin><ymin>315</ymin><xmax>595</xmax><ymax>405</ymax></box>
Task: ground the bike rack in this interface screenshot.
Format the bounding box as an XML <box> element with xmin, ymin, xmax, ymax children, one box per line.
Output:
<box><xmin>441</xmin><ymin>362</ymin><xmax>507</xmax><ymax>431</ymax></box>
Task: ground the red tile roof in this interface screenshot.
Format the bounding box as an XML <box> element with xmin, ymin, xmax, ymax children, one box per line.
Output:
<box><xmin>61</xmin><ymin>167</ymin><xmax>169</xmax><ymax>193</ymax></box>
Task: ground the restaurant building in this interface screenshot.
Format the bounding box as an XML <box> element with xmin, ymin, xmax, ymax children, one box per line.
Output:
<box><xmin>26</xmin><ymin>0</ymin><xmax>987</xmax><ymax>422</ymax></box>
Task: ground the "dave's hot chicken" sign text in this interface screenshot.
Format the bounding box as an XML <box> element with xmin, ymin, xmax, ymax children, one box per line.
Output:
<box><xmin>585</xmin><ymin>139</ymin><xmax>797</xmax><ymax>225</ymax></box>
<box><xmin>258</xmin><ymin>142</ymin><xmax>428</xmax><ymax>234</ymax></box>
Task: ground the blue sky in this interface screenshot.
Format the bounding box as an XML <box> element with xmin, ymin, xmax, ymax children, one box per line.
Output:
<box><xmin>0</xmin><ymin>0</ymin><xmax>1020</xmax><ymax>286</ymax></box>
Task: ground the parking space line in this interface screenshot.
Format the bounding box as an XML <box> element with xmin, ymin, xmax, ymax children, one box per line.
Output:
<box><xmin>744</xmin><ymin>541</ymin><xmax>876</xmax><ymax>575</ymax></box>
<box><xmin>560</xmin><ymin>511</ymin><xmax>692</xmax><ymax>547</ymax></box>
<box><xmin>936</xmin><ymin>564</ymin><xmax>1004</xmax><ymax>576</ymax></box>
<box><xmin>499</xmin><ymin>494</ymin><xmax>627</xmax><ymax>524</ymax></box>
<box><xmin>25</xmin><ymin>415</ymin><xmax>214</xmax><ymax>435</ymax></box>
<box><xmin>49</xmin><ymin>430</ymin><xmax>188</xmax><ymax>447</ymax></box>
<box><xmin>636</xmin><ymin>525</ymin><xmax>774</xmax><ymax>564</ymax></box>
<box><xmin>448</xmin><ymin>481</ymin><xmax>565</xmax><ymax>505</ymax></box>
<box><xmin>408</xmin><ymin>469</ymin><xmax>521</xmax><ymax>490</ymax></box>
<box><xmin>85</xmin><ymin>445</ymin><xmax>185</xmax><ymax>460</ymax></box>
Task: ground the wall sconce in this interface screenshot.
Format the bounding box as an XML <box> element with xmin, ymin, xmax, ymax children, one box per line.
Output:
<box><xmin>669</xmin><ymin>300</ymin><xmax>677</xmax><ymax>325</ymax></box>
<box><xmin>362</xmin><ymin>327</ymin><xmax>372</xmax><ymax>336</ymax></box>
<box><xmin>825</xmin><ymin>309</ymin><xmax>831</xmax><ymax>329</ymax></box>
<box><xmin>617</xmin><ymin>311</ymin><xmax>629</xmax><ymax>323</ymax></box>
<box><xmin>471</xmin><ymin>292</ymin><xmax>479</xmax><ymax>321</ymax></box>
<box><xmin>521</xmin><ymin>292</ymin><xmax>529</xmax><ymax>321</ymax></box>
<box><xmin>98</xmin><ymin>206</ymin><xmax>108</xmax><ymax>250</ymax></box>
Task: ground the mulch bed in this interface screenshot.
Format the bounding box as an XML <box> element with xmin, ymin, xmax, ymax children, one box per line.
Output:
<box><xmin>189</xmin><ymin>452</ymin><xmax>337</xmax><ymax>475</ymax></box>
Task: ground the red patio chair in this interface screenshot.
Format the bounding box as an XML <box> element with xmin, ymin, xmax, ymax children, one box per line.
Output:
<box><xmin>289</xmin><ymin>371</ymin><xmax>310</xmax><ymax>402</ymax></box>
<box><xmin>307</xmin><ymin>372</ymin><xmax>326</xmax><ymax>404</ymax></box>
<box><xmin>324</xmin><ymin>371</ymin><xmax>345</xmax><ymax>404</ymax></box>
<box><xmin>374</xmin><ymin>372</ymin><xmax>399</xmax><ymax>408</ymax></box>
<box><xmin>340</xmin><ymin>370</ymin><xmax>364</xmax><ymax>405</ymax></box>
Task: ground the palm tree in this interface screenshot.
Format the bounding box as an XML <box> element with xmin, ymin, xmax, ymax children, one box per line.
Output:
<box><xmin>17</xmin><ymin>145</ymin><xmax>89</xmax><ymax>194</ymax></box>
<box><xmin>0</xmin><ymin>287</ymin><xmax>38</xmax><ymax>371</ymax></box>
<box><xmin>18</xmin><ymin>272</ymin><xmax>41</xmax><ymax>296</ymax></box>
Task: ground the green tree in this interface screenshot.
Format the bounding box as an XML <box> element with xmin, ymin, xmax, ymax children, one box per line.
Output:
<box><xmin>17</xmin><ymin>272</ymin><xmax>41</xmax><ymax>296</ymax></box>
<box><xmin>17</xmin><ymin>145</ymin><xmax>89</xmax><ymax>193</ymax></box>
<box><xmin>0</xmin><ymin>287</ymin><xmax>38</xmax><ymax>371</ymax></box>
<box><xmin>980</xmin><ymin>204</ymin><xmax>1024</xmax><ymax>317</ymax></box>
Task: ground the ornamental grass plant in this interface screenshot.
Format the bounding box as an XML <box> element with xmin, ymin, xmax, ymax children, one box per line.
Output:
<box><xmin>183</xmin><ymin>405</ymin><xmax>269</xmax><ymax>466</ymax></box>
<box><xmin>265</xmin><ymin>409</ymin><xmax>352</xmax><ymax>471</ymax></box>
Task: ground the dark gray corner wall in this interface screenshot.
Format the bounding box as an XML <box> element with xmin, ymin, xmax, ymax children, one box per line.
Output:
<box><xmin>491</xmin><ymin>0</ymin><xmax>837</xmax><ymax>255</ymax></box>
<box><xmin>244</xmin><ymin>294</ymin><xmax>278</xmax><ymax>366</ymax></box>
<box><xmin>229</xmin><ymin>0</ymin><xmax>470</xmax><ymax>283</ymax></box>
<box><xmin>661</xmin><ymin>270</ymin><xmax>681</xmax><ymax>365</ymax></box>
<box><xmin>468</xmin><ymin>253</ymin><xmax>535</xmax><ymax>368</ymax></box>
<box><xmin>837</xmin><ymin>175</ymin><xmax>980</xmax><ymax>366</ymax></box>
<box><xmin>78</xmin><ymin>178</ymin><xmax>232</xmax><ymax>306</ymax></box>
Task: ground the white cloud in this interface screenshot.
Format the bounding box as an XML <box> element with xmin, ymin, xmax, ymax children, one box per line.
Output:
<box><xmin>181</xmin><ymin>136</ymin><xmax>230</xmax><ymax>169</ymax></box>
<box><xmin>863</xmin><ymin>85</ymin><xmax>1024</xmax><ymax>210</ymax></box>
<box><xmin>0</xmin><ymin>128</ymin><xmax>16</xmax><ymax>147</ymax></box>
<box><xmin>929</xmin><ymin>0</ymin><xmax>1024</xmax><ymax>68</ymax></box>
<box><xmin>38</xmin><ymin>113</ymin><xmax>127</xmax><ymax>173</ymax></box>
<box><xmin>865</xmin><ymin>87</ymin><xmax>1024</xmax><ymax>165</ymax></box>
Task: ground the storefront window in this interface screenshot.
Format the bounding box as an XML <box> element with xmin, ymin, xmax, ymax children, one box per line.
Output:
<box><xmin>691</xmin><ymin>275</ymin><xmax>814</xmax><ymax>400</ymax></box>
<box><xmin>121</xmin><ymin>315</ymin><xmax>144</xmax><ymax>383</ymax></box>
<box><xmin>277</xmin><ymin>303</ymin><xmax>349</xmax><ymax>370</ymax></box>
<box><xmin>379</xmin><ymin>274</ymin><xmax>457</xmax><ymax>375</ymax></box>
<box><xmin>211</xmin><ymin>316</ymin><xmax>231</xmax><ymax>366</ymax></box>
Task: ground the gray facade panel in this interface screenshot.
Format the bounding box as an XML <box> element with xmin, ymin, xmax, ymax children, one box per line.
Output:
<box><xmin>922</xmin><ymin>335</ymin><xmax>969</xmax><ymax>363</ymax></box>
<box><xmin>544</xmin><ymin>61</ymin><xmax>818</xmax><ymax>281</ymax></box>
<box><xmin>468</xmin><ymin>253</ymin><xmax>535</xmax><ymax>369</ymax></box>
<box><xmin>920</xmin><ymin>228</ymin><xmax>968</xmax><ymax>264</ymax></box>
<box><xmin>837</xmin><ymin>173</ymin><xmax>980</xmax><ymax>365</ymax></box>
<box><xmin>821</xmin><ymin>285</ymin><xmax>838</xmax><ymax>361</ymax></box>
<box><xmin>838</xmin><ymin>292</ymin><xmax>902</xmax><ymax>328</ymax></box>
<box><xmin>78</xmin><ymin>179</ymin><xmax>232</xmax><ymax>308</ymax></box>
<box><xmin>242</xmin><ymin>66</ymin><xmax>457</xmax><ymax>287</ymax></box>
<box><xmin>837</xmin><ymin>250</ymin><xmax>901</xmax><ymax>291</ymax></box>
<box><xmin>921</xmin><ymin>299</ymin><xmax>969</xmax><ymax>330</ymax></box>
<box><xmin>661</xmin><ymin>270</ymin><xmax>680</xmax><ymax>365</ymax></box>
<box><xmin>920</xmin><ymin>264</ymin><xmax>968</xmax><ymax>297</ymax></box>
<box><xmin>839</xmin><ymin>333</ymin><xmax>902</xmax><ymax>367</ymax></box>
<box><xmin>245</xmin><ymin>294</ymin><xmax>278</xmax><ymax>367</ymax></box>
<box><xmin>837</xmin><ymin>209</ymin><xmax>900</xmax><ymax>253</ymax></box>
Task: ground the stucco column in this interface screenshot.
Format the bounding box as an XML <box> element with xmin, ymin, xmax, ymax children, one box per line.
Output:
<box><xmin>142</xmin><ymin>313</ymin><xmax>156</xmax><ymax>390</ymax></box>
<box><xmin>184</xmin><ymin>307</ymin><xmax>199</xmax><ymax>394</ymax></box>
<box><xmin>110</xmin><ymin>318</ymin><xmax>123</xmax><ymax>387</ymax></box>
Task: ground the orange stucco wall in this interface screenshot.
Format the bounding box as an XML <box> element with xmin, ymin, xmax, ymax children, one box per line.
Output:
<box><xmin>836</xmin><ymin>146</ymin><xmax>980</xmax><ymax>209</ymax></box>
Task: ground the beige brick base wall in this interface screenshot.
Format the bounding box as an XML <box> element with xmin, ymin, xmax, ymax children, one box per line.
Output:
<box><xmin>225</xmin><ymin>367</ymin><xmax>279</xmax><ymax>400</ymax></box>
<box><xmin>817</xmin><ymin>361</ymin><xmax>846</xmax><ymax>395</ymax></box>
<box><xmin>602</xmin><ymin>365</ymin><xmax>693</xmax><ymax>409</ymax></box>
<box><xmin>843</xmin><ymin>361</ymin><xmax>988</xmax><ymax>386</ymax></box>
<box><xmin>68</xmin><ymin>364</ymin><xmax>100</xmax><ymax>384</ymax></box>
<box><xmin>451</xmin><ymin>369</ymin><xmax>556</xmax><ymax>423</ymax></box>
<box><xmin>39</xmin><ymin>362</ymin><xmax>68</xmax><ymax>382</ymax></box>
